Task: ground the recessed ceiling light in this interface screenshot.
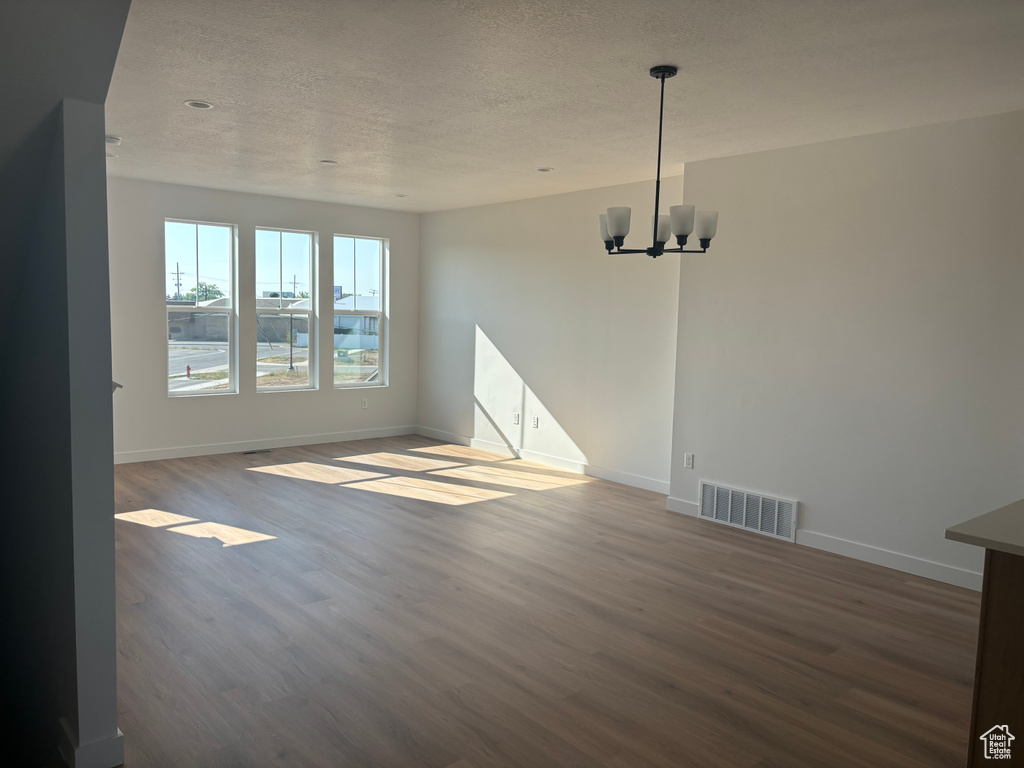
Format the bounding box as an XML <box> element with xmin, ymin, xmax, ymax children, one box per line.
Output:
<box><xmin>105</xmin><ymin>135</ymin><xmax>122</xmax><ymax>146</ymax></box>
<box><xmin>536</xmin><ymin>167</ymin><xmax>555</xmax><ymax>173</ymax></box>
<box><xmin>184</xmin><ymin>100</ymin><xmax>214</xmax><ymax>110</ymax></box>
<box><xmin>106</xmin><ymin>152</ymin><xmax>118</xmax><ymax>158</ymax></box>
<box><xmin>319</xmin><ymin>159</ymin><xmax>338</xmax><ymax>166</ymax></box>
<box><xmin>393</xmin><ymin>193</ymin><xmax>408</xmax><ymax>198</ymax></box>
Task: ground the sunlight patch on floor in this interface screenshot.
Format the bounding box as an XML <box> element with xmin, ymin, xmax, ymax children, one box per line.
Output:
<box><xmin>116</xmin><ymin>509</ymin><xmax>275</xmax><ymax>547</ymax></box>
<box><xmin>115</xmin><ymin>509</ymin><xmax>198</xmax><ymax>527</ymax></box>
<box><xmin>430</xmin><ymin>464</ymin><xmax>588</xmax><ymax>491</ymax></box>
<box><xmin>345</xmin><ymin>475</ymin><xmax>513</xmax><ymax>505</ymax></box>
<box><xmin>167</xmin><ymin>522</ymin><xmax>277</xmax><ymax>547</ymax></box>
<box><xmin>337</xmin><ymin>452</ymin><xmax>465</xmax><ymax>471</ymax></box>
<box><xmin>248</xmin><ymin>461</ymin><xmax>385</xmax><ymax>484</ymax></box>
<box><xmin>410</xmin><ymin>444</ymin><xmax>509</xmax><ymax>462</ymax></box>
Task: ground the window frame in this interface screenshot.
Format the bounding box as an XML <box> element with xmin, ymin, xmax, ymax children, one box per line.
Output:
<box><xmin>255</xmin><ymin>226</ymin><xmax>318</xmax><ymax>393</ymax></box>
<box><xmin>165</xmin><ymin>218</ymin><xmax>238</xmax><ymax>398</ymax></box>
<box><xmin>332</xmin><ymin>234</ymin><xmax>388</xmax><ymax>389</ymax></box>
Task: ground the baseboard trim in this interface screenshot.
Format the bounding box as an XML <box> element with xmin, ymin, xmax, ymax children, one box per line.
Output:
<box><xmin>796</xmin><ymin>530</ymin><xmax>983</xmax><ymax>591</ymax></box>
<box><xmin>584</xmin><ymin>465</ymin><xmax>669</xmax><ymax>495</ymax></box>
<box><xmin>666</xmin><ymin>496</ymin><xmax>700</xmax><ymax>516</ymax></box>
<box><xmin>663</xmin><ymin>497</ymin><xmax>981</xmax><ymax>590</ymax></box>
<box><xmin>415</xmin><ymin>428</ymin><xmax>669</xmax><ymax>493</ymax></box>
<box><xmin>59</xmin><ymin>719</ymin><xmax>124</xmax><ymax>768</ymax></box>
<box><xmin>414</xmin><ymin>426</ymin><xmax>472</xmax><ymax>445</ymax></box>
<box><xmin>114</xmin><ymin>426</ymin><xmax>417</xmax><ymax>464</ymax></box>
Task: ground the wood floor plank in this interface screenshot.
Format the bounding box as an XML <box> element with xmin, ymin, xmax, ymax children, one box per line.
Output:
<box><xmin>114</xmin><ymin>434</ymin><xmax>979</xmax><ymax>766</ymax></box>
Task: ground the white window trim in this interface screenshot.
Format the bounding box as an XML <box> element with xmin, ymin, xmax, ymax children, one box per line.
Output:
<box><xmin>256</xmin><ymin>227</ymin><xmax>318</xmax><ymax>393</ymax></box>
<box><xmin>165</xmin><ymin>219</ymin><xmax>238</xmax><ymax>398</ymax></box>
<box><xmin>333</xmin><ymin>235</ymin><xmax>388</xmax><ymax>389</ymax></box>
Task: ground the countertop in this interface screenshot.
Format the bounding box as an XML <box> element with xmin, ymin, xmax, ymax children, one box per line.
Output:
<box><xmin>946</xmin><ymin>497</ymin><xmax>1024</xmax><ymax>557</ymax></box>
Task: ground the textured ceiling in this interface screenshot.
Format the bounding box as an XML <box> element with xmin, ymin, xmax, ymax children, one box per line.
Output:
<box><xmin>106</xmin><ymin>0</ymin><xmax>1024</xmax><ymax>212</ymax></box>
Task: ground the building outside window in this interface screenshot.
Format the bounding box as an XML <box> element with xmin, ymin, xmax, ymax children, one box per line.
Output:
<box><xmin>333</xmin><ymin>235</ymin><xmax>387</xmax><ymax>387</ymax></box>
<box><xmin>255</xmin><ymin>228</ymin><xmax>316</xmax><ymax>390</ymax></box>
<box><xmin>165</xmin><ymin>220</ymin><xmax>236</xmax><ymax>395</ymax></box>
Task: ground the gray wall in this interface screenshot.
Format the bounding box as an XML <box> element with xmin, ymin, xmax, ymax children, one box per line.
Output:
<box><xmin>0</xmin><ymin>3</ymin><xmax>131</xmax><ymax>766</ymax></box>
<box><xmin>670</xmin><ymin>111</ymin><xmax>1024</xmax><ymax>589</ymax></box>
<box><xmin>0</xmin><ymin>104</ymin><xmax>80</xmax><ymax>766</ymax></box>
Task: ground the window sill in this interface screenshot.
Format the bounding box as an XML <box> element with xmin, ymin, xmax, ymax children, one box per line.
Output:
<box><xmin>334</xmin><ymin>381</ymin><xmax>388</xmax><ymax>390</ymax></box>
<box><xmin>168</xmin><ymin>388</ymin><xmax>237</xmax><ymax>398</ymax></box>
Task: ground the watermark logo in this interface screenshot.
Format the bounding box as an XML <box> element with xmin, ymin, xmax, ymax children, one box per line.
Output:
<box><xmin>980</xmin><ymin>725</ymin><xmax>1014</xmax><ymax>759</ymax></box>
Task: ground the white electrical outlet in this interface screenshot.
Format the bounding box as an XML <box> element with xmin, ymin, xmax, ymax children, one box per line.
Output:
<box><xmin>361</xmin><ymin>398</ymin><xmax>368</xmax><ymax>409</ymax></box>
<box><xmin>513</xmin><ymin>412</ymin><xmax>520</xmax><ymax>425</ymax></box>
<box><xmin>532</xmin><ymin>416</ymin><xmax>539</xmax><ymax>428</ymax></box>
<box><xmin>684</xmin><ymin>452</ymin><xmax>694</xmax><ymax>469</ymax></box>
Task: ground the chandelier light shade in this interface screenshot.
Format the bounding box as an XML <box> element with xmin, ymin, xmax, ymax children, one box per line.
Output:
<box><xmin>669</xmin><ymin>205</ymin><xmax>694</xmax><ymax>237</ymax></box>
<box><xmin>599</xmin><ymin>66</ymin><xmax>719</xmax><ymax>258</ymax></box>
<box><xmin>694</xmin><ymin>210</ymin><xmax>719</xmax><ymax>247</ymax></box>
<box><xmin>606</xmin><ymin>206</ymin><xmax>632</xmax><ymax>240</ymax></box>
<box><xmin>652</xmin><ymin>215</ymin><xmax>672</xmax><ymax>245</ymax></box>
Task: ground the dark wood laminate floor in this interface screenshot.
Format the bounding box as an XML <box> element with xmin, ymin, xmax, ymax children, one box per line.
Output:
<box><xmin>114</xmin><ymin>435</ymin><xmax>980</xmax><ymax>767</ymax></box>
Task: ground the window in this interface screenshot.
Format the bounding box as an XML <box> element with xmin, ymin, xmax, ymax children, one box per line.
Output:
<box><xmin>165</xmin><ymin>220</ymin><xmax>235</xmax><ymax>395</ymax></box>
<box><xmin>333</xmin><ymin>235</ymin><xmax>386</xmax><ymax>387</ymax></box>
<box><xmin>255</xmin><ymin>228</ymin><xmax>316</xmax><ymax>390</ymax></box>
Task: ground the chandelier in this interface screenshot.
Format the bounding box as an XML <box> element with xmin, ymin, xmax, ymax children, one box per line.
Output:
<box><xmin>599</xmin><ymin>65</ymin><xmax>718</xmax><ymax>258</ymax></box>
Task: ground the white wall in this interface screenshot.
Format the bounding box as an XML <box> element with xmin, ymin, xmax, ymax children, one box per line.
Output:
<box><xmin>108</xmin><ymin>177</ymin><xmax>420</xmax><ymax>461</ymax></box>
<box><xmin>418</xmin><ymin>179</ymin><xmax>682</xmax><ymax>492</ymax></box>
<box><xmin>670</xmin><ymin>111</ymin><xmax>1024</xmax><ymax>589</ymax></box>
